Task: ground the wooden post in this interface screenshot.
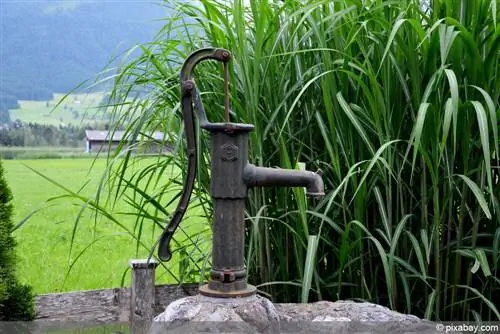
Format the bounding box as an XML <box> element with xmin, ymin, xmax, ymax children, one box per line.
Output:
<box><xmin>129</xmin><ymin>259</ymin><xmax>159</xmax><ymax>334</ymax></box>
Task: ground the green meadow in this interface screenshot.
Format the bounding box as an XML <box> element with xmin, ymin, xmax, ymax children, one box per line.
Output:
<box><xmin>4</xmin><ymin>157</ymin><xmax>210</xmax><ymax>294</ymax></box>
<box><xmin>9</xmin><ymin>92</ymin><xmax>105</xmax><ymax>126</ymax></box>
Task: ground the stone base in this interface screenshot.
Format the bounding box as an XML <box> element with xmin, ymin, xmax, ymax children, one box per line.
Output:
<box><xmin>151</xmin><ymin>296</ymin><xmax>442</xmax><ymax>334</ymax></box>
<box><xmin>277</xmin><ymin>301</ymin><xmax>441</xmax><ymax>333</ymax></box>
<box><xmin>149</xmin><ymin>294</ymin><xmax>280</xmax><ymax>333</ymax></box>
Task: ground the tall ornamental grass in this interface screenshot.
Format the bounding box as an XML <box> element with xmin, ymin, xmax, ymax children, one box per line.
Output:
<box><xmin>61</xmin><ymin>0</ymin><xmax>498</xmax><ymax>322</ymax></box>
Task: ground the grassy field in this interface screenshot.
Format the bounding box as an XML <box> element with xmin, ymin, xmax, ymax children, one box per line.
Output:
<box><xmin>9</xmin><ymin>92</ymin><xmax>106</xmax><ymax>126</ymax></box>
<box><xmin>0</xmin><ymin>146</ymin><xmax>88</xmax><ymax>160</ymax></box>
<box><xmin>4</xmin><ymin>157</ymin><xmax>210</xmax><ymax>294</ymax></box>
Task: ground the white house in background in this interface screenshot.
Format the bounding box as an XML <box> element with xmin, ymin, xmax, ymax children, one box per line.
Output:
<box><xmin>84</xmin><ymin>130</ymin><xmax>170</xmax><ymax>154</ymax></box>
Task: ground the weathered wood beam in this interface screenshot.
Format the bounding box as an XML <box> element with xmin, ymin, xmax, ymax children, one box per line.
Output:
<box><xmin>129</xmin><ymin>259</ymin><xmax>158</xmax><ymax>334</ymax></box>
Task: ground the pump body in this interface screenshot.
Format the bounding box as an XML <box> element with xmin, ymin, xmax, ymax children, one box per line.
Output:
<box><xmin>158</xmin><ymin>48</ymin><xmax>325</xmax><ymax>298</ymax></box>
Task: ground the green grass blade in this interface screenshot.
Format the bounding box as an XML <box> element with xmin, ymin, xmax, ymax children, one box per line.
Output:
<box><xmin>456</xmin><ymin>174</ymin><xmax>492</xmax><ymax>219</ymax></box>
<box><xmin>301</xmin><ymin>235</ymin><xmax>319</xmax><ymax>303</ymax></box>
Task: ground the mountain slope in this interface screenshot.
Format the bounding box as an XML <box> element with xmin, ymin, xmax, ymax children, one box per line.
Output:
<box><xmin>0</xmin><ymin>0</ymin><xmax>168</xmax><ymax>110</ymax></box>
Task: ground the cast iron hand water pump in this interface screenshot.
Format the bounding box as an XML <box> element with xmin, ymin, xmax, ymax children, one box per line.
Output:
<box><xmin>157</xmin><ymin>48</ymin><xmax>325</xmax><ymax>298</ymax></box>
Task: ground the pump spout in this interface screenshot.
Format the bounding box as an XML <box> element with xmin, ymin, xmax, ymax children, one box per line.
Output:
<box><xmin>244</xmin><ymin>163</ymin><xmax>325</xmax><ymax>197</ymax></box>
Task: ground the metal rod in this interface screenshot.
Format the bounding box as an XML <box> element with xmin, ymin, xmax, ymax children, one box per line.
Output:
<box><xmin>223</xmin><ymin>61</ymin><xmax>230</xmax><ymax>123</ymax></box>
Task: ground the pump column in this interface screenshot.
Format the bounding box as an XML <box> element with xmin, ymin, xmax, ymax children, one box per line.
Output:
<box><xmin>198</xmin><ymin>122</ymin><xmax>256</xmax><ymax>298</ymax></box>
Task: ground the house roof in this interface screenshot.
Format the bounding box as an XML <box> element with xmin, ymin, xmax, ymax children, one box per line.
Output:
<box><xmin>85</xmin><ymin>130</ymin><xmax>166</xmax><ymax>142</ymax></box>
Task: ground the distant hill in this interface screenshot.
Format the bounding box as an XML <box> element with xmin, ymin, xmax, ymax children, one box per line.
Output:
<box><xmin>0</xmin><ymin>0</ymin><xmax>171</xmax><ymax>112</ymax></box>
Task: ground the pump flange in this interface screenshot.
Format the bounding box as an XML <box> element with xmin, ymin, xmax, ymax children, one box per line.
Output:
<box><xmin>199</xmin><ymin>282</ymin><xmax>257</xmax><ymax>298</ymax></box>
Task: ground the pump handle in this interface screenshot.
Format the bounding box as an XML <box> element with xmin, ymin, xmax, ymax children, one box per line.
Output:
<box><xmin>158</xmin><ymin>48</ymin><xmax>231</xmax><ymax>261</ymax></box>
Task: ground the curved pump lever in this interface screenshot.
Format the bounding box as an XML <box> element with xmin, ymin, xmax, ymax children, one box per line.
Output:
<box><xmin>158</xmin><ymin>48</ymin><xmax>231</xmax><ymax>261</ymax></box>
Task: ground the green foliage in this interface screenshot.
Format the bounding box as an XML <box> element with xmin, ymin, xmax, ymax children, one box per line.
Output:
<box><xmin>0</xmin><ymin>123</ymin><xmax>88</xmax><ymax>148</ymax></box>
<box><xmin>0</xmin><ymin>160</ymin><xmax>35</xmax><ymax>320</ymax></box>
<box><xmin>48</xmin><ymin>0</ymin><xmax>499</xmax><ymax>323</ymax></box>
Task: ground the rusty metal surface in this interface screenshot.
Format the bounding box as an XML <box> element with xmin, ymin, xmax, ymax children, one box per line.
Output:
<box><xmin>157</xmin><ymin>48</ymin><xmax>230</xmax><ymax>262</ymax></box>
<box><xmin>198</xmin><ymin>283</ymin><xmax>257</xmax><ymax>298</ymax></box>
<box><xmin>244</xmin><ymin>164</ymin><xmax>325</xmax><ymax>198</ymax></box>
<box><xmin>158</xmin><ymin>48</ymin><xmax>325</xmax><ymax>298</ymax></box>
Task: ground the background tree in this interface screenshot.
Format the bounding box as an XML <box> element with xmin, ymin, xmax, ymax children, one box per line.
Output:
<box><xmin>0</xmin><ymin>159</ymin><xmax>35</xmax><ymax>320</ymax></box>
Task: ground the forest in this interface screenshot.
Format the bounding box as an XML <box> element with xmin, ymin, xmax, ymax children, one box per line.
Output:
<box><xmin>0</xmin><ymin>121</ymin><xmax>109</xmax><ymax>148</ymax></box>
